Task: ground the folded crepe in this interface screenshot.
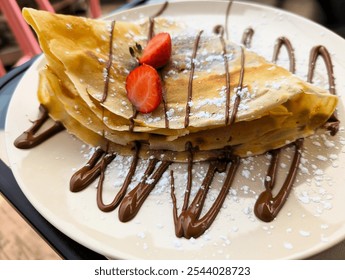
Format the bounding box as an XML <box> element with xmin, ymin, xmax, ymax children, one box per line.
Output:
<box><xmin>22</xmin><ymin>8</ymin><xmax>338</xmax><ymax>159</ymax></box>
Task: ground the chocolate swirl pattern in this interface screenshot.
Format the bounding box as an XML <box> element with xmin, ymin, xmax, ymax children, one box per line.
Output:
<box><xmin>255</xmin><ymin>139</ymin><xmax>303</xmax><ymax>222</ymax></box>
<box><xmin>97</xmin><ymin>142</ymin><xmax>140</xmax><ymax>212</ymax></box>
<box><xmin>184</xmin><ymin>30</ymin><xmax>203</xmax><ymax>128</ymax></box>
<box><xmin>70</xmin><ymin>147</ymin><xmax>116</xmax><ymax>192</ymax></box>
<box><xmin>272</xmin><ymin>36</ymin><xmax>295</xmax><ymax>73</ymax></box>
<box><xmin>254</xmin><ymin>36</ymin><xmax>339</xmax><ymax>222</ymax></box>
<box><xmin>118</xmin><ymin>159</ymin><xmax>172</xmax><ymax>222</ymax></box>
<box><xmin>308</xmin><ymin>45</ymin><xmax>340</xmax><ymax>136</ymax></box>
<box><xmin>171</xmin><ymin>155</ymin><xmax>240</xmax><ymax>239</ymax></box>
<box><xmin>254</xmin><ymin>36</ymin><xmax>301</xmax><ymax>222</ymax></box>
<box><xmin>14</xmin><ymin>104</ymin><xmax>64</xmax><ymax>149</ymax></box>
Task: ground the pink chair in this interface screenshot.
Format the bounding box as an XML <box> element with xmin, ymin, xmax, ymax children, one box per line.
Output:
<box><xmin>0</xmin><ymin>60</ymin><xmax>6</xmax><ymax>77</ymax></box>
<box><xmin>0</xmin><ymin>0</ymin><xmax>102</xmax><ymax>77</ymax></box>
<box><xmin>0</xmin><ymin>0</ymin><xmax>42</xmax><ymax>70</ymax></box>
<box><xmin>88</xmin><ymin>0</ymin><xmax>102</xmax><ymax>18</ymax></box>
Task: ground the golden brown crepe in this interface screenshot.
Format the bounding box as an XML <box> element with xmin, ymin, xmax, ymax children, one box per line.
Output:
<box><xmin>23</xmin><ymin>8</ymin><xmax>338</xmax><ymax>159</ymax></box>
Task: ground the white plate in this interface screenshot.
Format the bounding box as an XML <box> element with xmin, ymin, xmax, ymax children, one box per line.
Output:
<box><xmin>5</xmin><ymin>1</ymin><xmax>345</xmax><ymax>259</ymax></box>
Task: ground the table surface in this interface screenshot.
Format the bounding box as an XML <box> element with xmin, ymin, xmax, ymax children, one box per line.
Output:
<box><xmin>1</xmin><ymin>0</ymin><xmax>344</xmax><ymax>260</ymax></box>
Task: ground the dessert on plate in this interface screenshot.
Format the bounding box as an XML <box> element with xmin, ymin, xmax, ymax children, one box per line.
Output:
<box><xmin>14</xmin><ymin>4</ymin><xmax>339</xmax><ymax>238</ymax></box>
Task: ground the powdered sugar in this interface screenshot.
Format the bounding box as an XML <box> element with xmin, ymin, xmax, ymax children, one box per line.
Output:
<box><xmin>54</xmin><ymin>5</ymin><xmax>345</xmax><ymax>259</ymax></box>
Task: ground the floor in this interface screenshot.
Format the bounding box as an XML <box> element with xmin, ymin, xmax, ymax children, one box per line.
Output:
<box><xmin>0</xmin><ymin>197</ymin><xmax>61</xmax><ymax>259</ymax></box>
<box><xmin>0</xmin><ymin>0</ymin><xmax>342</xmax><ymax>260</ymax></box>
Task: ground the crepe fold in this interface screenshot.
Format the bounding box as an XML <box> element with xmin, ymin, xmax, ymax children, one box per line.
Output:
<box><xmin>23</xmin><ymin>8</ymin><xmax>338</xmax><ymax>160</ymax></box>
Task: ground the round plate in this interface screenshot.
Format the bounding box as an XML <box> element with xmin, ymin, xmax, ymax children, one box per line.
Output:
<box><xmin>5</xmin><ymin>1</ymin><xmax>345</xmax><ymax>259</ymax></box>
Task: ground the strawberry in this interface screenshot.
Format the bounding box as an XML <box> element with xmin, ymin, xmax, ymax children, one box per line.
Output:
<box><xmin>139</xmin><ymin>32</ymin><xmax>172</xmax><ymax>69</ymax></box>
<box><xmin>126</xmin><ymin>64</ymin><xmax>163</xmax><ymax>114</ymax></box>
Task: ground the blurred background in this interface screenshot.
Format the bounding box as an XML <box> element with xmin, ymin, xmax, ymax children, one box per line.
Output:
<box><xmin>1</xmin><ymin>0</ymin><xmax>345</xmax><ymax>73</ymax></box>
<box><xmin>1</xmin><ymin>0</ymin><xmax>345</xmax><ymax>260</ymax></box>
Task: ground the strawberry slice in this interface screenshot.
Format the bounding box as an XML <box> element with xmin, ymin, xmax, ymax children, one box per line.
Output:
<box><xmin>139</xmin><ymin>32</ymin><xmax>172</xmax><ymax>69</ymax></box>
<box><xmin>126</xmin><ymin>64</ymin><xmax>163</xmax><ymax>114</ymax></box>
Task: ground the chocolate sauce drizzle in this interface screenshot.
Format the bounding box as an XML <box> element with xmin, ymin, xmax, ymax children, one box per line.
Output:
<box><xmin>70</xmin><ymin>147</ymin><xmax>116</xmax><ymax>192</ymax></box>
<box><xmin>184</xmin><ymin>30</ymin><xmax>203</xmax><ymax>128</ymax></box>
<box><xmin>224</xmin><ymin>0</ymin><xmax>233</xmax><ymax>40</ymax></box>
<box><xmin>307</xmin><ymin>45</ymin><xmax>339</xmax><ymax>135</ymax></box>
<box><xmin>215</xmin><ymin>24</ymin><xmax>245</xmax><ymax>127</ymax></box>
<box><xmin>147</xmin><ymin>1</ymin><xmax>169</xmax><ymax>40</ymax></box>
<box><xmin>254</xmin><ymin>36</ymin><xmax>339</xmax><ymax>222</ymax></box>
<box><xmin>228</xmin><ymin>46</ymin><xmax>245</xmax><ymax>128</ymax></box>
<box><xmin>272</xmin><ymin>36</ymin><xmax>295</xmax><ymax>73</ymax></box>
<box><xmin>97</xmin><ymin>142</ymin><xmax>140</xmax><ymax>212</ymax></box>
<box><xmin>308</xmin><ymin>45</ymin><xmax>335</xmax><ymax>94</ymax></box>
<box><xmin>118</xmin><ymin>159</ymin><xmax>171</xmax><ymax>222</ymax></box>
<box><xmin>214</xmin><ymin>25</ymin><xmax>231</xmax><ymax>125</ymax></box>
<box><xmin>162</xmin><ymin>84</ymin><xmax>170</xmax><ymax>129</ymax></box>
<box><xmin>254</xmin><ymin>36</ymin><xmax>301</xmax><ymax>222</ymax></box>
<box><xmin>14</xmin><ymin>104</ymin><xmax>64</xmax><ymax>149</ymax></box>
<box><xmin>241</xmin><ymin>27</ymin><xmax>254</xmax><ymax>48</ymax></box>
<box><xmin>183</xmin><ymin>142</ymin><xmax>195</xmax><ymax>209</ymax></box>
<box><xmin>211</xmin><ymin>0</ymin><xmax>233</xmax><ymax>128</ymax></box>
<box><xmin>154</xmin><ymin>2</ymin><xmax>170</xmax><ymax>129</ymax></box>
<box><xmin>100</xmin><ymin>20</ymin><xmax>116</xmax><ymax>103</ymax></box>
<box><xmin>14</xmin><ymin>5</ymin><xmax>340</xmax><ymax>239</ymax></box>
<box><xmin>171</xmin><ymin>145</ymin><xmax>240</xmax><ymax>238</ymax></box>
<box><xmin>129</xmin><ymin>107</ymin><xmax>138</xmax><ymax>133</ymax></box>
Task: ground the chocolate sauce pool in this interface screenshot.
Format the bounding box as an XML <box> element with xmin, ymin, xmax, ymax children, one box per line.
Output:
<box><xmin>14</xmin><ymin>1</ymin><xmax>340</xmax><ymax>239</ymax></box>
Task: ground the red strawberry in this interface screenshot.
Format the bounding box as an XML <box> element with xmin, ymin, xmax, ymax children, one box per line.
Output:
<box><xmin>126</xmin><ymin>64</ymin><xmax>163</xmax><ymax>114</ymax></box>
<box><xmin>139</xmin><ymin>32</ymin><xmax>172</xmax><ymax>69</ymax></box>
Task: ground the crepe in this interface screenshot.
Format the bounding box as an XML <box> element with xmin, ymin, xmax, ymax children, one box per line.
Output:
<box><xmin>23</xmin><ymin>8</ymin><xmax>338</xmax><ymax>159</ymax></box>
